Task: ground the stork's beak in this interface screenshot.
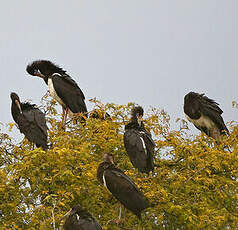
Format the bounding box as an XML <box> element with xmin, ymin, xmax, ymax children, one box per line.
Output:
<box><xmin>34</xmin><ymin>70</ymin><xmax>45</xmax><ymax>79</ymax></box>
<box><xmin>108</xmin><ymin>155</ymin><xmax>114</xmax><ymax>164</ymax></box>
<box><xmin>60</xmin><ymin>208</ymin><xmax>72</xmax><ymax>220</ymax></box>
<box><xmin>15</xmin><ymin>100</ymin><xmax>22</xmax><ymax>114</ymax></box>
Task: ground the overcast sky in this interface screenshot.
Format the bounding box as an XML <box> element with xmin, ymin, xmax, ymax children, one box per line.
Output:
<box><xmin>1</xmin><ymin>1</ymin><xmax>238</xmax><ymax>139</ymax></box>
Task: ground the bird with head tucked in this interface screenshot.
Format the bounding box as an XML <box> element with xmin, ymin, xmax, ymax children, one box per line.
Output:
<box><xmin>26</xmin><ymin>60</ymin><xmax>87</xmax><ymax>126</ymax></box>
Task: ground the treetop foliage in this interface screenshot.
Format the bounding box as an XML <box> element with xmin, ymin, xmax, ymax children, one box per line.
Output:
<box><xmin>0</xmin><ymin>96</ymin><xmax>237</xmax><ymax>229</ymax></box>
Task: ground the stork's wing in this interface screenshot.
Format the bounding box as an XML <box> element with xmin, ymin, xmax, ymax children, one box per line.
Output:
<box><xmin>200</xmin><ymin>101</ymin><xmax>229</xmax><ymax>134</ymax></box>
<box><xmin>93</xmin><ymin>221</ymin><xmax>102</xmax><ymax>230</ymax></box>
<box><xmin>141</xmin><ymin>132</ymin><xmax>155</xmax><ymax>171</ymax></box>
<box><xmin>33</xmin><ymin>108</ymin><xmax>48</xmax><ymax>137</ymax></box>
<box><xmin>142</xmin><ymin>130</ymin><xmax>156</xmax><ymax>147</ymax></box>
<box><xmin>110</xmin><ymin>167</ymin><xmax>140</xmax><ymax>191</ymax></box>
<box><xmin>22</xmin><ymin>108</ymin><xmax>47</xmax><ymax>137</ymax></box>
<box><xmin>124</xmin><ymin>130</ymin><xmax>147</xmax><ymax>167</ymax></box>
<box><xmin>79</xmin><ymin>220</ymin><xmax>102</xmax><ymax>230</ymax></box>
<box><xmin>124</xmin><ymin>129</ymin><xmax>154</xmax><ymax>172</ymax></box>
<box><xmin>17</xmin><ymin>109</ymin><xmax>48</xmax><ymax>149</ymax></box>
<box><xmin>62</xmin><ymin>74</ymin><xmax>83</xmax><ymax>91</ymax></box>
<box><xmin>52</xmin><ymin>74</ymin><xmax>87</xmax><ymax>113</ymax></box>
<box><xmin>104</xmin><ymin>168</ymin><xmax>148</xmax><ymax>215</ymax></box>
<box><xmin>200</xmin><ymin>94</ymin><xmax>223</xmax><ymax>114</ymax></box>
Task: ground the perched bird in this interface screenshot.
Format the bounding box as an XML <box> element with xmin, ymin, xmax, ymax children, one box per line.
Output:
<box><xmin>124</xmin><ymin>106</ymin><xmax>155</xmax><ymax>173</ymax></box>
<box><xmin>89</xmin><ymin>109</ymin><xmax>111</xmax><ymax>120</ymax></box>
<box><xmin>62</xmin><ymin>205</ymin><xmax>102</xmax><ymax>230</ymax></box>
<box><xmin>97</xmin><ymin>153</ymin><xmax>149</xmax><ymax>223</ymax></box>
<box><xmin>10</xmin><ymin>92</ymin><xmax>48</xmax><ymax>150</ymax></box>
<box><xmin>26</xmin><ymin>60</ymin><xmax>87</xmax><ymax>125</ymax></box>
<box><xmin>184</xmin><ymin>92</ymin><xmax>229</xmax><ymax>140</ymax></box>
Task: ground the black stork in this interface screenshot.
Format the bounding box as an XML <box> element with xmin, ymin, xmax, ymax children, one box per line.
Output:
<box><xmin>10</xmin><ymin>92</ymin><xmax>48</xmax><ymax>150</ymax></box>
<box><xmin>124</xmin><ymin>106</ymin><xmax>155</xmax><ymax>173</ymax></box>
<box><xmin>97</xmin><ymin>153</ymin><xmax>149</xmax><ymax>223</ymax></box>
<box><xmin>184</xmin><ymin>91</ymin><xmax>229</xmax><ymax>140</ymax></box>
<box><xmin>62</xmin><ymin>205</ymin><xmax>102</xmax><ymax>230</ymax></box>
<box><xmin>26</xmin><ymin>60</ymin><xmax>87</xmax><ymax>125</ymax></box>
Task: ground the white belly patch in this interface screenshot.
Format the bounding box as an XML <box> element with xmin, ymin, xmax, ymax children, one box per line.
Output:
<box><xmin>48</xmin><ymin>78</ymin><xmax>65</xmax><ymax>107</ymax></box>
<box><xmin>185</xmin><ymin>113</ymin><xmax>216</xmax><ymax>129</ymax></box>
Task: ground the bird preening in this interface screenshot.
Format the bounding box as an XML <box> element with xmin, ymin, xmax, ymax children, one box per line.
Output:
<box><xmin>61</xmin><ymin>205</ymin><xmax>102</xmax><ymax>230</ymax></box>
<box><xmin>184</xmin><ymin>91</ymin><xmax>229</xmax><ymax>140</ymax></box>
<box><xmin>7</xmin><ymin>59</ymin><xmax>233</xmax><ymax>228</ymax></box>
<box><xmin>10</xmin><ymin>92</ymin><xmax>48</xmax><ymax>150</ymax></box>
<box><xmin>124</xmin><ymin>106</ymin><xmax>155</xmax><ymax>173</ymax></box>
<box><xmin>97</xmin><ymin>153</ymin><xmax>149</xmax><ymax>224</ymax></box>
<box><xmin>26</xmin><ymin>60</ymin><xmax>87</xmax><ymax>126</ymax></box>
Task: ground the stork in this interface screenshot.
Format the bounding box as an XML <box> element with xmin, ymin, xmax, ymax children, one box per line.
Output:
<box><xmin>184</xmin><ymin>91</ymin><xmax>229</xmax><ymax>140</ymax></box>
<box><xmin>26</xmin><ymin>60</ymin><xmax>87</xmax><ymax>126</ymax></box>
<box><xmin>10</xmin><ymin>92</ymin><xmax>48</xmax><ymax>150</ymax></box>
<box><xmin>97</xmin><ymin>153</ymin><xmax>149</xmax><ymax>224</ymax></box>
<box><xmin>62</xmin><ymin>205</ymin><xmax>102</xmax><ymax>230</ymax></box>
<box><xmin>124</xmin><ymin>106</ymin><xmax>155</xmax><ymax>173</ymax></box>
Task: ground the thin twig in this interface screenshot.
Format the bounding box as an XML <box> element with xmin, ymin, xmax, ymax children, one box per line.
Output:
<box><xmin>52</xmin><ymin>202</ymin><xmax>56</xmax><ymax>230</ymax></box>
<box><xmin>59</xmin><ymin>208</ymin><xmax>72</xmax><ymax>230</ymax></box>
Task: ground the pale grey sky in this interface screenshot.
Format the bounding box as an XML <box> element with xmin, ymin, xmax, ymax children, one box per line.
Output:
<box><xmin>1</xmin><ymin>1</ymin><xmax>238</xmax><ymax>138</ymax></box>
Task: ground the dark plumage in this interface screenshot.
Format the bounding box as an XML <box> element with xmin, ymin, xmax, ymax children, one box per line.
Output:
<box><xmin>63</xmin><ymin>205</ymin><xmax>102</xmax><ymax>230</ymax></box>
<box><xmin>89</xmin><ymin>109</ymin><xmax>111</xmax><ymax>120</ymax></box>
<box><xmin>97</xmin><ymin>153</ymin><xmax>149</xmax><ymax>220</ymax></box>
<box><xmin>26</xmin><ymin>60</ymin><xmax>87</xmax><ymax>124</ymax></box>
<box><xmin>184</xmin><ymin>92</ymin><xmax>229</xmax><ymax>140</ymax></box>
<box><xmin>10</xmin><ymin>92</ymin><xmax>48</xmax><ymax>150</ymax></box>
<box><xmin>124</xmin><ymin>106</ymin><xmax>155</xmax><ymax>173</ymax></box>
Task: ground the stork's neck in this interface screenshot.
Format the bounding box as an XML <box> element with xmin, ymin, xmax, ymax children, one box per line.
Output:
<box><xmin>52</xmin><ymin>73</ymin><xmax>62</xmax><ymax>77</ymax></box>
<box><xmin>43</xmin><ymin>76</ymin><xmax>49</xmax><ymax>85</ymax></box>
<box><xmin>125</xmin><ymin>119</ymin><xmax>144</xmax><ymax>130</ymax></box>
<box><xmin>97</xmin><ymin>161</ymin><xmax>114</xmax><ymax>184</ymax></box>
<box><xmin>45</xmin><ymin>73</ymin><xmax>62</xmax><ymax>84</ymax></box>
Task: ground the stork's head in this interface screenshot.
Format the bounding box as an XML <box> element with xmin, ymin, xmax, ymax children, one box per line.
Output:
<box><xmin>60</xmin><ymin>205</ymin><xmax>83</xmax><ymax>221</ymax></box>
<box><xmin>71</xmin><ymin>205</ymin><xmax>83</xmax><ymax>214</ymax></box>
<box><xmin>184</xmin><ymin>91</ymin><xmax>201</xmax><ymax>103</ymax></box>
<box><xmin>26</xmin><ymin>60</ymin><xmax>66</xmax><ymax>80</ymax></box>
<box><xmin>10</xmin><ymin>92</ymin><xmax>22</xmax><ymax>114</ymax></box>
<box><xmin>131</xmin><ymin>106</ymin><xmax>144</xmax><ymax>126</ymax></box>
<box><xmin>102</xmin><ymin>153</ymin><xmax>114</xmax><ymax>164</ymax></box>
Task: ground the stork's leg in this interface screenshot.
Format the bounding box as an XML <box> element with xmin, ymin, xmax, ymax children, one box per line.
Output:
<box><xmin>122</xmin><ymin>205</ymin><xmax>126</xmax><ymax>223</ymax></box>
<box><xmin>117</xmin><ymin>205</ymin><xmax>126</xmax><ymax>224</ymax></box>
<box><xmin>63</xmin><ymin>108</ymin><xmax>69</xmax><ymax>126</ymax></box>
<box><xmin>106</xmin><ymin>203</ymin><xmax>125</xmax><ymax>226</ymax></box>
<box><xmin>210</xmin><ymin>128</ymin><xmax>220</xmax><ymax>141</ymax></box>
<box><xmin>115</xmin><ymin>203</ymin><xmax>122</xmax><ymax>225</ymax></box>
<box><xmin>61</xmin><ymin>107</ymin><xmax>69</xmax><ymax>128</ymax></box>
<box><xmin>62</xmin><ymin>107</ymin><xmax>65</xmax><ymax>123</ymax></box>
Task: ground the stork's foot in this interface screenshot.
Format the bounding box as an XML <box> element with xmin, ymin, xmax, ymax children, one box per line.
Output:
<box><xmin>106</xmin><ymin>218</ymin><xmax>125</xmax><ymax>226</ymax></box>
<box><xmin>115</xmin><ymin>219</ymin><xmax>123</xmax><ymax>225</ymax></box>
